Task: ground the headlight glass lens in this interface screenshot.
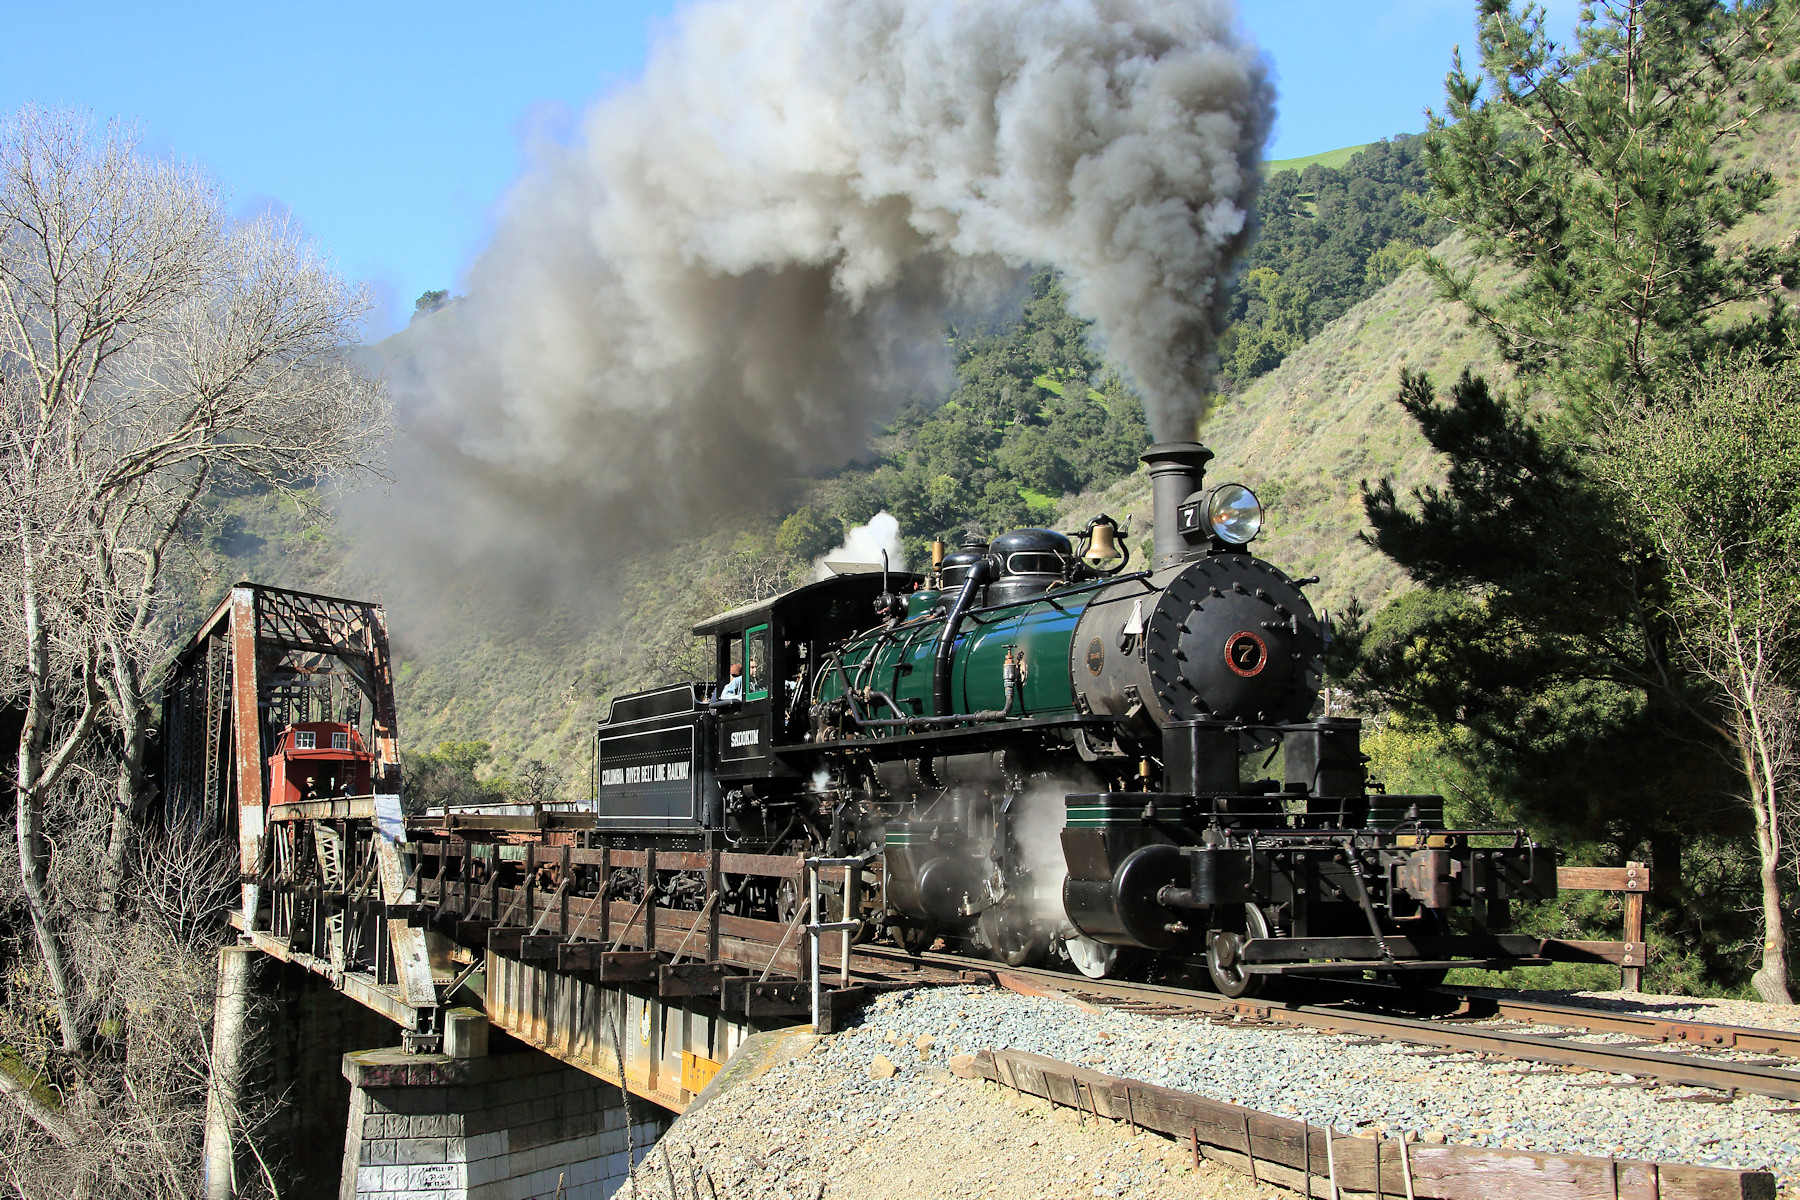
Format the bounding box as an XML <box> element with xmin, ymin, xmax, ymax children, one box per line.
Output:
<box><xmin>1206</xmin><ymin>484</ymin><xmax>1263</xmax><ymax>545</ymax></box>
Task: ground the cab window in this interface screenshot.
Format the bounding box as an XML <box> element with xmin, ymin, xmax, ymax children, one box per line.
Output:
<box><xmin>745</xmin><ymin>625</ymin><xmax>771</xmax><ymax>701</ymax></box>
<box><xmin>723</xmin><ymin>635</ymin><xmax>744</xmax><ymax>694</ymax></box>
<box><xmin>295</xmin><ymin>730</ymin><xmax>316</xmax><ymax>750</ymax></box>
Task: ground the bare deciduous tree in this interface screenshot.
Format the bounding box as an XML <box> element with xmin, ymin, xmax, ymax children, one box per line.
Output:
<box><xmin>1</xmin><ymin>816</ymin><xmax>265</xmax><ymax>1199</ymax></box>
<box><xmin>0</xmin><ymin>104</ymin><xmax>390</xmax><ymax>1192</ymax></box>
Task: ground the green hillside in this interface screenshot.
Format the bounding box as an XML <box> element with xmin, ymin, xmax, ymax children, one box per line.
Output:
<box><xmin>188</xmin><ymin>108</ymin><xmax>1800</xmax><ymax>790</ymax></box>
<box><xmin>1051</xmin><ymin>239</ymin><xmax>1499</xmax><ymax>617</ymax></box>
<box><xmin>1264</xmin><ymin>143</ymin><xmax>1371</xmax><ymax>174</ymax></box>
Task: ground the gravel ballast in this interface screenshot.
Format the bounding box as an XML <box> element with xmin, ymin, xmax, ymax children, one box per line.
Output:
<box><xmin>619</xmin><ymin>1032</ymin><xmax>1268</xmax><ymax>1199</ymax></box>
<box><xmin>625</xmin><ymin>982</ymin><xmax>1800</xmax><ymax>1198</ymax></box>
<box><xmin>875</xmin><ymin>986</ymin><xmax>1798</xmax><ymax>1179</ymax></box>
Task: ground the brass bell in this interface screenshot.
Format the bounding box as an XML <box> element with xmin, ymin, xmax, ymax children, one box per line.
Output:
<box><xmin>1086</xmin><ymin>520</ymin><xmax>1119</xmax><ymax>562</ymax></box>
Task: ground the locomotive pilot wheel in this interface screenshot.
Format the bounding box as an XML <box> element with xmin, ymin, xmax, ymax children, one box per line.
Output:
<box><xmin>1207</xmin><ymin>903</ymin><xmax>1271</xmax><ymax>999</ymax></box>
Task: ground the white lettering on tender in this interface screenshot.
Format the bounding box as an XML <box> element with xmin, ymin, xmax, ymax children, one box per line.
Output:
<box><xmin>599</xmin><ymin>762</ymin><xmax>690</xmax><ymax>788</ymax></box>
<box><xmin>729</xmin><ymin>729</ymin><xmax>760</xmax><ymax>748</ymax></box>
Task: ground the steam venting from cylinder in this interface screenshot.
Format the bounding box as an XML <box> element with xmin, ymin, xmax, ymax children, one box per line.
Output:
<box><xmin>374</xmin><ymin>0</ymin><xmax>1273</xmax><ymax>578</ymax></box>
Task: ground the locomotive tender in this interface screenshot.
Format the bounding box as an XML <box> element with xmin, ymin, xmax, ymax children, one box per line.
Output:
<box><xmin>593</xmin><ymin>442</ymin><xmax>1556</xmax><ymax>995</ymax></box>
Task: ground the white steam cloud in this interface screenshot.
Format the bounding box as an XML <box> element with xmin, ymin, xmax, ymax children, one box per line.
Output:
<box><xmin>812</xmin><ymin>512</ymin><xmax>907</xmax><ymax>581</ymax></box>
<box><xmin>385</xmin><ymin>0</ymin><xmax>1271</xmax><ymax>572</ymax></box>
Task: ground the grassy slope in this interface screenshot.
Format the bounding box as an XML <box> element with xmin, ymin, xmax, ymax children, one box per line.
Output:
<box><xmin>1264</xmin><ymin>143</ymin><xmax>1373</xmax><ymax>175</ymax></box>
<box><xmin>1051</xmin><ymin>242</ymin><xmax>1500</xmax><ymax>614</ymax></box>
<box><xmin>1063</xmin><ymin>109</ymin><xmax>1800</xmax><ymax>614</ymax></box>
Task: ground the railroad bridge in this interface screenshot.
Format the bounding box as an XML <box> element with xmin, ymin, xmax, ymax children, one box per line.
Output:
<box><xmin>170</xmin><ymin>584</ymin><xmax>934</xmax><ymax>1200</ymax></box>
<box><xmin>170</xmin><ymin>582</ymin><xmax>1660</xmax><ymax>1200</ymax></box>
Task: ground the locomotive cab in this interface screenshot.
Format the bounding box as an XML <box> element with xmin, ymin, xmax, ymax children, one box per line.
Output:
<box><xmin>691</xmin><ymin>570</ymin><xmax>921</xmax><ymax>774</ymax></box>
<box><xmin>594</xmin><ymin>570</ymin><xmax>920</xmax><ymax>839</ymax></box>
<box><xmin>268</xmin><ymin>721</ymin><xmax>373</xmax><ymax>804</ymax></box>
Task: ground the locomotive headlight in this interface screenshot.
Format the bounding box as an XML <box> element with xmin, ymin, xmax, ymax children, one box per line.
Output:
<box><xmin>1206</xmin><ymin>483</ymin><xmax>1263</xmax><ymax>545</ymax></box>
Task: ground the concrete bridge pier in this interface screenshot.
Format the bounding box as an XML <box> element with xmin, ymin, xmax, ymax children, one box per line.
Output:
<box><xmin>339</xmin><ymin>1014</ymin><xmax>669</xmax><ymax>1200</ymax></box>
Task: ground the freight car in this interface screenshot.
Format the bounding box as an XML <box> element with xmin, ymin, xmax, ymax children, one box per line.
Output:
<box><xmin>591</xmin><ymin>442</ymin><xmax>1557</xmax><ymax>996</ymax></box>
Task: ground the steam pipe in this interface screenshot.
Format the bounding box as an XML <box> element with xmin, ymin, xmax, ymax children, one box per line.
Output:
<box><xmin>1142</xmin><ymin>441</ymin><xmax>1214</xmax><ymax>569</ymax></box>
<box><xmin>848</xmin><ymin>663</ymin><xmax>1017</xmax><ymax>728</ymax></box>
<box><xmin>933</xmin><ymin>556</ymin><xmax>994</xmax><ymax>716</ymax></box>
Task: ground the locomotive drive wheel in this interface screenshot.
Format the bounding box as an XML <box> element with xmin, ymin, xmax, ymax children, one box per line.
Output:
<box><xmin>978</xmin><ymin>904</ymin><xmax>1049</xmax><ymax>968</ymax></box>
<box><xmin>1066</xmin><ymin>933</ymin><xmax>1119</xmax><ymax>980</ymax></box>
<box><xmin>775</xmin><ymin>878</ymin><xmax>801</xmax><ymax>924</ymax></box>
<box><xmin>1207</xmin><ymin>903</ymin><xmax>1271</xmax><ymax>999</ymax></box>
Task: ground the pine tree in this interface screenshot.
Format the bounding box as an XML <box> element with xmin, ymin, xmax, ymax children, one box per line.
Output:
<box><xmin>1355</xmin><ymin>1</ymin><xmax>1800</xmax><ymax>994</ymax></box>
<box><xmin>1424</xmin><ymin>0</ymin><xmax>1800</xmax><ymax>413</ymax></box>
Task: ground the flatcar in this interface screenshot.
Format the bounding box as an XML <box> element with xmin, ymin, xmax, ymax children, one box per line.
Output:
<box><xmin>590</xmin><ymin>441</ymin><xmax>1557</xmax><ymax>995</ymax></box>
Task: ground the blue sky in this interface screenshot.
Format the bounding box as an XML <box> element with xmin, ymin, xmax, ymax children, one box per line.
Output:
<box><xmin>0</xmin><ymin>1</ymin><xmax>1578</xmax><ymax>335</ymax></box>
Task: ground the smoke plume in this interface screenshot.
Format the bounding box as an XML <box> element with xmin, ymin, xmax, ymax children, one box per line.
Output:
<box><xmin>384</xmin><ymin>0</ymin><xmax>1271</xmax><ymax>573</ymax></box>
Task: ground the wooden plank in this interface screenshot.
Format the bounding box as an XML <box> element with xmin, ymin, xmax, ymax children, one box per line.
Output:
<box><xmin>1541</xmin><ymin>939</ymin><xmax>1647</xmax><ymax>966</ymax></box>
<box><xmin>599</xmin><ymin>843</ymin><xmax>611</xmax><ymax>945</ymax></box>
<box><xmin>706</xmin><ymin>847</ymin><xmax>721</xmax><ymax>965</ymax></box>
<box><xmin>454</xmin><ymin>919</ymin><xmax>494</xmax><ymax>945</ymax></box>
<box><xmin>658</xmin><ymin>962</ymin><xmax>735</xmax><ymax>998</ymax></box>
<box><xmin>492</xmin><ymin>887</ymin><xmax>810</xmax><ymax>976</ymax></box>
<box><xmin>518</xmin><ymin>934</ymin><xmax>560</xmax><ymax>961</ymax></box>
<box><xmin>487</xmin><ymin>926</ymin><xmax>527</xmax><ymax>956</ymax></box>
<box><xmin>1559</xmin><ymin>865</ymin><xmax>1652</xmax><ymax>893</ymax></box>
<box><xmin>559</xmin><ymin>844</ymin><xmax>571</xmax><ymax>937</ymax></box>
<box><xmin>554</xmin><ymin>947</ymin><xmax>663</xmax><ymax>981</ymax></box>
<box><xmin>978</xmin><ymin>1050</ymin><xmax>1773</xmax><ymax>1200</ymax></box>
<box><xmin>1624</xmin><ymin>886</ymin><xmax>1647</xmax><ymax>992</ymax></box>
<box><xmin>719</xmin><ymin>851</ymin><xmax>805</xmax><ymax>880</ymax></box>
<box><xmin>714</xmin><ymin>934</ymin><xmax>801</xmax><ymax>978</ymax></box>
<box><xmin>271</xmin><ymin>797</ymin><xmax>376</xmax><ymax>822</ymax></box>
<box><xmin>644</xmin><ymin>848</ymin><xmax>657</xmax><ymax>954</ymax></box>
<box><xmin>721</xmin><ymin>977</ymin><xmax>809</xmax><ymax>1017</ymax></box>
<box><xmin>562</xmin><ymin>848</ymin><xmax>800</xmax><ymax>879</ymax></box>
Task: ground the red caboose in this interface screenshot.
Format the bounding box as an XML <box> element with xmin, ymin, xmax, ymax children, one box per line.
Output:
<box><xmin>269</xmin><ymin>722</ymin><xmax>374</xmax><ymax>804</ymax></box>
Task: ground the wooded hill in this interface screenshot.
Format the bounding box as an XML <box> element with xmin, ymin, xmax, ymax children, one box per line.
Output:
<box><xmin>185</xmin><ymin>104</ymin><xmax>1800</xmax><ymax>996</ymax></box>
<box><xmin>192</xmin><ymin>136</ymin><xmax>1447</xmax><ymax>769</ymax></box>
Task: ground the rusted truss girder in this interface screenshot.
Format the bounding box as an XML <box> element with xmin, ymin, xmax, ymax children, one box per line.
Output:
<box><xmin>163</xmin><ymin>583</ymin><xmax>404</xmax><ymax>837</ymax></box>
<box><xmin>162</xmin><ymin>581</ymin><xmax>427</xmax><ymax>1029</ymax></box>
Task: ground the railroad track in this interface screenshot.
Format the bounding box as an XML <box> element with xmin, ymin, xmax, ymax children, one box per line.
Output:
<box><xmin>848</xmin><ymin>944</ymin><xmax>1800</xmax><ymax>1103</ymax></box>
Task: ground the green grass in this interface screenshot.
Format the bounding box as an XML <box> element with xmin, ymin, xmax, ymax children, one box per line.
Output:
<box><xmin>1264</xmin><ymin>143</ymin><xmax>1373</xmax><ymax>175</ymax></box>
<box><xmin>1033</xmin><ymin>375</ymin><xmax>1111</xmax><ymax>406</ymax></box>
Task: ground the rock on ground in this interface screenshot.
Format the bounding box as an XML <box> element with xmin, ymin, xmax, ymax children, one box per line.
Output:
<box><xmin>615</xmin><ymin>980</ymin><xmax>1800</xmax><ymax>1199</ymax></box>
<box><xmin>615</xmin><ymin>1044</ymin><xmax>1280</xmax><ymax>1200</ymax></box>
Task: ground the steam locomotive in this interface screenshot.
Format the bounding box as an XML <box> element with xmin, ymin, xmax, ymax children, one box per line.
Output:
<box><xmin>592</xmin><ymin>442</ymin><xmax>1557</xmax><ymax>995</ymax></box>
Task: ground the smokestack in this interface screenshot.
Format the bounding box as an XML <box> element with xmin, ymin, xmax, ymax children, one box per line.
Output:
<box><xmin>1142</xmin><ymin>441</ymin><xmax>1214</xmax><ymax>569</ymax></box>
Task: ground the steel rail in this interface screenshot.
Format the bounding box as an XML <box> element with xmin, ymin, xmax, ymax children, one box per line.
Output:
<box><xmin>1448</xmin><ymin>993</ymin><xmax>1800</xmax><ymax>1058</ymax></box>
<box><xmin>850</xmin><ymin>945</ymin><xmax>1800</xmax><ymax>1102</ymax></box>
<box><xmin>1304</xmin><ymin>974</ymin><xmax>1800</xmax><ymax>1058</ymax></box>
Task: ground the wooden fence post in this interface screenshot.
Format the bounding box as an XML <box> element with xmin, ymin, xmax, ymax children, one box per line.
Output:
<box><xmin>1623</xmin><ymin>861</ymin><xmax>1647</xmax><ymax>993</ymax></box>
<box><xmin>1553</xmin><ymin>863</ymin><xmax>1652</xmax><ymax>991</ymax></box>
